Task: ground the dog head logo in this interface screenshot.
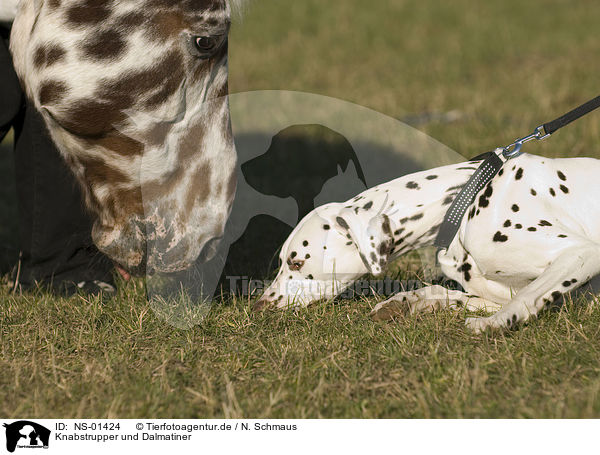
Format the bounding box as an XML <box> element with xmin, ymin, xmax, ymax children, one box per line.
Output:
<box><xmin>3</xmin><ymin>421</ymin><xmax>50</xmax><ymax>453</ymax></box>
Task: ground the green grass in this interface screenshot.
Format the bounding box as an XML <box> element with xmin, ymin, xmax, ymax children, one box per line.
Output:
<box><xmin>3</xmin><ymin>282</ymin><xmax>600</xmax><ymax>418</ymax></box>
<box><xmin>2</xmin><ymin>0</ymin><xmax>600</xmax><ymax>418</ymax></box>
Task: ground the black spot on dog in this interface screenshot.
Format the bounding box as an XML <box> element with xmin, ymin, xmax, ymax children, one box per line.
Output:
<box><xmin>457</xmin><ymin>166</ymin><xmax>477</xmax><ymax>170</ymax></box>
<box><xmin>382</xmin><ymin>215</ymin><xmax>392</xmax><ymax>234</ymax></box>
<box><xmin>323</xmin><ymin>224</ymin><xmax>330</xmax><ymax>230</ymax></box>
<box><xmin>323</xmin><ymin>246</ymin><xmax>327</xmax><ymax>250</ymax></box>
<box><xmin>493</xmin><ymin>231</ymin><xmax>508</xmax><ymax>242</ymax></box>
<box><xmin>307</xmin><ymin>274</ymin><xmax>314</xmax><ymax>280</ymax></box>
<box><xmin>562</xmin><ymin>280</ymin><xmax>571</xmax><ymax>288</ymax></box>
<box><xmin>498</xmin><ymin>169</ymin><xmax>504</xmax><ymax>176</ymax></box>
<box><xmin>557</xmin><ymin>171</ymin><xmax>566</xmax><ymax>181</ymax></box>
<box><xmin>446</xmin><ymin>185</ymin><xmax>465</xmax><ymax>193</ymax></box>
<box><xmin>549</xmin><ymin>188</ymin><xmax>556</xmax><ymax>196</ymax></box>
<box><xmin>515</xmin><ymin>168</ymin><xmax>523</xmax><ymax>180</ymax></box>
<box><xmin>427</xmin><ymin>224</ymin><xmax>441</xmax><ymax>237</ymax></box>
<box><xmin>303</xmin><ymin>240</ymin><xmax>309</xmax><ymax>246</ymax></box>
<box><xmin>527</xmin><ymin>227</ymin><xmax>537</xmax><ymax>232</ymax></box>
<box><xmin>478</xmin><ymin>184</ymin><xmax>493</xmax><ymax>208</ymax></box>
<box><xmin>503</xmin><ymin>219</ymin><xmax>511</xmax><ymax>227</ymax></box>
<box><xmin>530</xmin><ymin>189</ymin><xmax>537</xmax><ymax>196</ymax></box>
<box><xmin>378</xmin><ymin>242</ymin><xmax>390</xmax><ymax>255</ymax></box>
<box><xmin>359</xmin><ymin>252</ymin><xmax>368</xmax><ymax>266</ymax></box>
<box><xmin>460</xmin><ymin>262</ymin><xmax>472</xmax><ymax>282</ymax></box>
<box><xmin>426</xmin><ymin>175</ymin><xmax>438</xmax><ymax>180</ymax></box>
<box><xmin>479</xmin><ymin>194</ymin><xmax>490</xmax><ymax>208</ymax></box>
<box><xmin>559</xmin><ymin>184</ymin><xmax>569</xmax><ymax>194</ymax></box>
<box><xmin>538</xmin><ymin>220</ymin><xmax>552</xmax><ymax>227</ymax></box>
<box><xmin>346</xmin><ymin>241</ymin><xmax>352</xmax><ymax>245</ymax></box>
<box><xmin>443</xmin><ymin>195</ymin><xmax>454</xmax><ymax>205</ymax></box>
<box><xmin>336</xmin><ymin>217</ymin><xmax>349</xmax><ymax>229</ymax></box>
<box><xmin>394</xmin><ymin>228</ymin><xmax>405</xmax><ymax>236</ymax></box>
<box><xmin>571</xmin><ymin>278</ymin><xmax>578</xmax><ymax>284</ymax></box>
<box><xmin>511</xmin><ymin>204</ymin><xmax>520</xmax><ymax>212</ymax></box>
<box><xmin>557</xmin><ymin>234</ymin><xmax>567</xmax><ymax>238</ymax></box>
<box><xmin>370</xmin><ymin>252</ymin><xmax>377</xmax><ymax>263</ymax></box>
<box><xmin>468</xmin><ymin>206</ymin><xmax>476</xmax><ymax>220</ymax></box>
<box><xmin>363</xmin><ymin>201</ymin><xmax>373</xmax><ymax>210</ymax></box>
<box><xmin>406</xmin><ymin>181</ymin><xmax>420</xmax><ymax>189</ymax></box>
<box><xmin>515</xmin><ymin>224</ymin><xmax>522</xmax><ymax>229</ymax></box>
<box><xmin>291</xmin><ymin>251</ymin><xmax>297</xmax><ymax>258</ymax></box>
<box><xmin>410</xmin><ymin>213</ymin><xmax>423</xmax><ymax>221</ymax></box>
<box><xmin>305</xmin><ymin>254</ymin><xmax>311</xmax><ymax>259</ymax></box>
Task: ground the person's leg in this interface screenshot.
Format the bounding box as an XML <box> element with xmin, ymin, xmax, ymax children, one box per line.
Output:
<box><xmin>0</xmin><ymin>27</ymin><xmax>21</xmax><ymax>141</ymax></box>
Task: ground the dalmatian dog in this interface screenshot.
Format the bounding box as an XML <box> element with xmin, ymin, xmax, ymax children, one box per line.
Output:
<box><xmin>255</xmin><ymin>150</ymin><xmax>600</xmax><ymax>332</ymax></box>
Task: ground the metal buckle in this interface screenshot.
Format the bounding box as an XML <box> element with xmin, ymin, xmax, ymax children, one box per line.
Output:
<box><xmin>502</xmin><ymin>125</ymin><xmax>551</xmax><ymax>159</ymax></box>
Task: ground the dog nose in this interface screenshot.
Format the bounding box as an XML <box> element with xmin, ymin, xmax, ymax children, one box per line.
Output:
<box><xmin>252</xmin><ymin>299</ymin><xmax>272</xmax><ymax>311</ymax></box>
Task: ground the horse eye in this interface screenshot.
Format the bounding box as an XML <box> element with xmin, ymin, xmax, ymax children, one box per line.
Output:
<box><xmin>192</xmin><ymin>35</ymin><xmax>224</xmax><ymax>57</ymax></box>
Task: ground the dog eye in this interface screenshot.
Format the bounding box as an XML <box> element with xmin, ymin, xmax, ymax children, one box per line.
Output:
<box><xmin>191</xmin><ymin>35</ymin><xmax>225</xmax><ymax>58</ymax></box>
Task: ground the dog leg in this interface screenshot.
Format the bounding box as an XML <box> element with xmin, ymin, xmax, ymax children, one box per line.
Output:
<box><xmin>466</xmin><ymin>243</ymin><xmax>600</xmax><ymax>333</ymax></box>
<box><xmin>370</xmin><ymin>284</ymin><xmax>501</xmax><ymax>320</ymax></box>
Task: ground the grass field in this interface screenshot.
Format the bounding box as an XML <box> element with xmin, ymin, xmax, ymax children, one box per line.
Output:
<box><xmin>2</xmin><ymin>0</ymin><xmax>600</xmax><ymax>418</ymax></box>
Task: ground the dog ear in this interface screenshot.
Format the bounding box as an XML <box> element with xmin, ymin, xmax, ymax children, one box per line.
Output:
<box><xmin>332</xmin><ymin>207</ymin><xmax>394</xmax><ymax>276</ymax></box>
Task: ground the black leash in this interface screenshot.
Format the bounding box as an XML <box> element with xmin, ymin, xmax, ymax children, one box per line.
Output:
<box><xmin>434</xmin><ymin>94</ymin><xmax>600</xmax><ymax>250</ymax></box>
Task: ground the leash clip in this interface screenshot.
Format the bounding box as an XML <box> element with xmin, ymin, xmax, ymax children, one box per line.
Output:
<box><xmin>502</xmin><ymin>125</ymin><xmax>550</xmax><ymax>159</ymax></box>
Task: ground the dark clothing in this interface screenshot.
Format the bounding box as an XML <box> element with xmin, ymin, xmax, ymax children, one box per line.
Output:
<box><xmin>1</xmin><ymin>27</ymin><xmax>114</xmax><ymax>293</ymax></box>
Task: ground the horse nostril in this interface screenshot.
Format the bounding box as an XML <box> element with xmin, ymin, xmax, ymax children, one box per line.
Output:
<box><xmin>197</xmin><ymin>236</ymin><xmax>223</xmax><ymax>262</ymax></box>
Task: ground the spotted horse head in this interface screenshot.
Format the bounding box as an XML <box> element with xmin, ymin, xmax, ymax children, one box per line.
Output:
<box><xmin>9</xmin><ymin>0</ymin><xmax>243</xmax><ymax>274</ymax></box>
